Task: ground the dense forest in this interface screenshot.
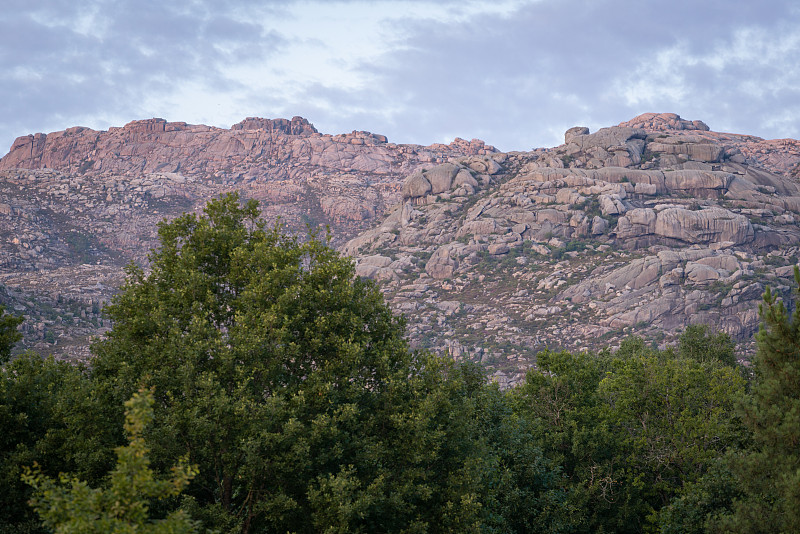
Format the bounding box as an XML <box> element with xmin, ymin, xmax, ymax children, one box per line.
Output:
<box><xmin>1</xmin><ymin>194</ymin><xmax>798</xmax><ymax>533</ymax></box>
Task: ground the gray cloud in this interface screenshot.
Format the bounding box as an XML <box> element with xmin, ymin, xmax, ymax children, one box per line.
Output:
<box><xmin>291</xmin><ymin>0</ymin><xmax>800</xmax><ymax>150</ymax></box>
<box><xmin>1</xmin><ymin>0</ymin><xmax>799</xmax><ymax>155</ymax></box>
<box><xmin>0</xmin><ymin>1</ymin><xmax>288</xmax><ymax>149</ymax></box>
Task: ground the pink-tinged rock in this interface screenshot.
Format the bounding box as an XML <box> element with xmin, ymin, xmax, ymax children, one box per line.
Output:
<box><xmin>0</xmin><ymin>117</ymin><xmax>496</xmax><ymax>179</ymax></box>
<box><xmin>664</xmin><ymin>170</ymin><xmax>733</xmax><ymax>194</ymax></box>
<box><xmin>616</xmin><ymin>208</ymin><xmax>657</xmax><ymax>239</ymax></box>
<box><xmin>488</xmin><ymin>243</ymin><xmax>510</xmax><ymax>255</ymax></box>
<box><xmin>402</xmin><ymin>172</ymin><xmax>432</xmax><ymax>199</ymax></box>
<box><xmin>454</xmin><ymin>169</ymin><xmax>479</xmax><ymax>188</ymax></box>
<box><xmin>685</xmin><ymin>262</ymin><xmax>721</xmax><ymax>284</ymax></box>
<box><xmin>654</xmin><ymin>207</ymin><xmax>753</xmax><ymax>245</ymax></box>
<box><xmin>647</xmin><ymin>141</ymin><xmax>723</xmax><ymax>163</ymax></box>
<box><xmin>425</xmin><ymin>163</ymin><xmax>460</xmax><ymax>194</ymax></box>
<box><xmin>425</xmin><ymin>245</ymin><xmax>458</xmax><ymax>279</ymax></box>
<box><xmin>618</xmin><ymin>112</ymin><xmax>710</xmax><ymax>132</ymax></box>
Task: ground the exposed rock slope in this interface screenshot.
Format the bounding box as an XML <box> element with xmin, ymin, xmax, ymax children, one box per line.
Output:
<box><xmin>346</xmin><ymin>113</ymin><xmax>800</xmax><ymax>386</ymax></box>
<box><xmin>0</xmin><ymin>117</ymin><xmax>494</xmax><ymax>357</ymax></box>
<box><xmin>2</xmin><ymin>112</ymin><xmax>799</xmax><ymax>371</ymax></box>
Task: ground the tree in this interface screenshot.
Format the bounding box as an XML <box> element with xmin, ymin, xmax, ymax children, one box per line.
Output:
<box><xmin>0</xmin><ymin>351</ymin><xmax>117</xmax><ymax>534</ymax></box>
<box><xmin>514</xmin><ymin>340</ymin><xmax>746</xmax><ymax>533</ymax></box>
<box><xmin>511</xmin><ymin>349</ymin><xmax>616</xmax><ymax>532</ymax></box>
<box><xmin>713</xmin><ymin>269</ymin><xmax>800</xmax><ymax>533</ymax></box>
<box><xmin>22</xmin><ymin>388</ymin><xmax>199</xmax><ymax>534</ymax></box>
<box><xmin>0</xmin><ymin>304</ymin><xmax>23</xmax><ymax>363</ymax></box>
<box><xmin>88</xmin><ymin>193</ymin><xmax>512</xmax><ymax>532</ymax></box>
<box><xmin>678</xmin><ymin>324</ymin><xmax>737</xmax><ymax>367</ymax></box>
<box><xmin>599</xmin><ymin>348</ymin><xmax>745</xmax><ymax>532</ymax></box>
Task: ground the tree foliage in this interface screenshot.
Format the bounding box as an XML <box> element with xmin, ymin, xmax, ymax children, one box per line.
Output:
<box><xmin>0</xmin><ymin>304</ymin><xmax>23</xmax><ymax>364</ymax></box>
<box><xmin>513</xmin><ymin>336</ymin><xmax>746</xmax><ymax>533</ymax></box>
<box><xmin>84</xmin><ymin>193</ymin><xmax>565</xmax><ymax>532</ymax></box>
<box><xmin>0</xmin><ymin>352</ymin><xmax>111</xmax><ymax>534</ymax></box>
<box><xmin>678</xmin><ymin>324</ymin><xmax>737</xmax><ymax>367</ymax></box>
<box><xmin>712</xmin><ymin>269</ymin><xmax>800</xmax><ymax>533</ymax></box>
<box><xmin>22</xmin><ymin>388</ymin><xmax>199</xmax><ymax>534</ymax></box>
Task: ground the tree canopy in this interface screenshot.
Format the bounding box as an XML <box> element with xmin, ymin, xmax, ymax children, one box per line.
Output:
<box><xmin>0</xmin><ymin>304</ymin><xmax>23</xmax><ymax>364</ymax></box>
<box><xmin>1</xmin><ymin>192</ymin><xmax>795</xmax><ymax>533</ymax></box>
<box><xmin>22</xmin><ymin>388</ymin><xmax>199</xmax><ymax>534</ymax></box>
<box><xmin>87</xmin><ymin>193</ymin><xmax>564</xmax><ymax>532</ymax></box>
<box><xmin>712</xmin><ymin>268</ymin><xmax>800</xmax><ymax>533</ymax></box>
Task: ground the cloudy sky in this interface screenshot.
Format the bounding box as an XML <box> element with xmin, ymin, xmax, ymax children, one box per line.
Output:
<box><xmin>2</xmin><ymin>0</ymin><xmax>799</xmax><ymax>154</ymax></box>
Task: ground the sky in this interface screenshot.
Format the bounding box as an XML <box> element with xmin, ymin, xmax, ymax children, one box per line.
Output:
<box><xmin>2</xmin><ymin>0</ymin><xmax>799</xmax><ymax>154</ymax></box>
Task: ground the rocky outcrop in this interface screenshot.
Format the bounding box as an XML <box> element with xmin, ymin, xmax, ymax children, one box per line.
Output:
<box><xmin>347</xmin><ymin>113</ymin><xmax>800</xmax><ymax>386</ymax></box>
<box><xmin>620</xmin><ymin>112</ymin><xmax>800</xmax><ymax>176</ymax></box>
<box><xmin>0</xmin><ymin>117</ymin><xmax>496</xmax><ymax>357</ymax></box>
<box><xmin>0</xmin><ymin>116</ymin><xmax>495</xmax><ymax>178</ymax></box>
<box><xmin>400</xmin><ymin>156</ymin><xmax>506</xmax><ymax>205</ymax></box>
<box><xmin>230</xmin><ymin>116</ymin><xmax>318</xmax><ymax>135</ymax></box>
<box><xmin>618</xmin><ymin>112</ymin><xmax>710</xmax><ymax>132</ymax></box>
<box><xmin>653</xmin><ymin>207</ymin><xmax>753</xmax><ymax>245</ymax></box>
<box><xmin>616</xmin><ymin>206</ymin><xmax>753</xmax><ymax>245</ymax></box>
<box><xmin>3</xmin><ymin>111</ymin><xmax>800</xmax><ymax>381</ymax></box>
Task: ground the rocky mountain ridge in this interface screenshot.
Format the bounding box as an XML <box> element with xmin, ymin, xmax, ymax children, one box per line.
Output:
<box><xmin>0</xmin><ymin>116</ymin><xmax>494</xmax><ymax>356</ymax></box>
<box><xmin>1</xmin><ymin>112</ymin><xmax>799</xmax><ymax>376</ymax></box>
<box><xmin>345</xmin><ymin>113</ymin><xmax>800</xmax><ymax>386</ymax></box>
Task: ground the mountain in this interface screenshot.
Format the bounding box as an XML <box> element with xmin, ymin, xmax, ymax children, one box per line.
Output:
<box><xmin>0</xmin><ymin>116</ymin><xmax>493</xmax><ymax>357</ymax></box>
<box><xmin>1</xmin><ymin>112</ymin><xmax>799</xmax><ymax>378</ymax></box>
<box><xmin>344</xmin><ymin>113</ymin><xmax>800</xmax><ymax>385</ymax></box>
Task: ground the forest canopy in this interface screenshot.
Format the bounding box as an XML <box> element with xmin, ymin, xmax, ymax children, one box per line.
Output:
<box><xmin>0</xmin><ymin>193</ymin><xmax>797</xmax><ymax>533</ymax></box>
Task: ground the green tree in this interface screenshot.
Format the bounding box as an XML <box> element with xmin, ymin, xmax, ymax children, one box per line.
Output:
<box><xmin>515</xmin><ymin>341</ymin><xmax>746</xmax><ymax>533</ymax></box>
<box><xmin>599</xmin><ymin>348</ymin><xmax>745</xmax><ymax>532</ymax></box>
<box><xmin>0</xmin><ymin>352</ymin><xmax>115</xmax><ymax>534</ymax></box>
<box><xmin>22</xmin><ymin>388</ymin><xmax>199</xmax><ymax>533</ymax></box>
<box><xmin>0</xmin><ymin>304</ymin><xmax>23</xmax><ymax>363</ymax></box>
<box><xmin>713</xmin><ymin>270</ymin><xmax>800</xmax><ymax>533</ymax></box>
<box><xmin>512</xmin><ymin>349</ymin><xmax>617</xmax><ymax>532</ymax></box>
<box><xmin>678</xmin><ymin>324</ymin><xmax>737</xmax><ymax>367</ymax></box>
<box><xmin>89</xmin><ymin>193</ymin><xmax>521</xmax><ymax>532</ymax></box>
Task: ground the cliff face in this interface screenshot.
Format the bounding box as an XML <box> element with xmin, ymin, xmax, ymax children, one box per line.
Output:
<box><xmin>0</xmin><ymin>115</ymin><xmax>493</xmax><ymax>177</ymax></box>
<box><xmin>0</xmin><ymin>115</ymin><xmax>497</xmax><ymax>253</ymax></box>
<box><xmin>1</xmin><ymin>112</ymin><xmax>800</xmax><ymax>372</ymax></box>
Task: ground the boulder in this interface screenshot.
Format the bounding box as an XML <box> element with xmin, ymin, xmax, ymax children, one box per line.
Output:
<box><xmin>647</xmin><ymin>139</ymin><xmax>723</xmax><ymax>163</ymax></box>
<box><xmin>488</xmin><ymin>243</ymin><xmax>510</xmax><ymax>255</ymax></box>
<box><xmin>685</xmin><ymin>262</ymin><xmax>721</xmax><ymax>284</ymax></box>
<box><xmin>599</xmin><ymin>194</ymin><xmax>627</xmax><ymax>215</ymax></box>
<box><xmin>454</xmin><ymin>169</ymin><xmax>479</xmax><ymax>188</ymax></box>
<box><xmin>654</xmin><ymin>207</ymin><xmax>753</xmax><ymax>245</ymax></box>
<box><xmin>359</xmin><ymin>255</ymin><xmax>392</xmax><ymax>268</ymax></box>
<box><xmin>565</xmin><ymin>126</ymin><xmax>590</xmax><ymax>143</ymax></box>
<box><xmin>425</xmin><ymin>245</ymin><xmax>458</xmax><ymax>279</ymax></box>
<box><xmin>616</xmin><ymin>208</ymin><xmax>657</xmax><ymax>239</ymax></box>
<box><xmin>457</xmin><ymin>218</ymin><xmax>503</xmax><ymax>238</ymax></box>
<box><xmin>591</xmin><ymin>216</ymin><xmax>608</xmax><ymax>235</ymax></box>
<box><xmin>696</xmin><ymin>254</ymin><xmax>740</xmax><ymax>272</ymax></box>
<box><xmin>467</xmin><ymin>157</ymin><xmax>503</xmax><ymax>175</ymax></box>
<box><xmin>425</xmin><ymin>163</ymin><xmax>460</xmax><ymax>194</ymax></box>
<box><xmin>664</xmin><ymin>170</ymin><xmax>733</xmax><ymax>195</ymax></box>
<box><xmin>402</xmin><ymin>171</ymin><xmax>432</xmax><ymax>199</ymax></box>
<box><xmin>590</xmin><ymin>168</ymin><xmax>666</xmax><ymax>193</ymax></box>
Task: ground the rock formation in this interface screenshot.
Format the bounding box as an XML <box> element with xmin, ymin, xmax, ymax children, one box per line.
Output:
<box><xmin>2</xmin><ymin>112</ymin><xmax>800</xmax><ymax>385</ymax></box>
<box><xmin>346</xmin><ymin>113</ymin><xmax>800</xmax><ymax>386</ymax></box>
<box><xmin>0</xmin><ymin>117</ymin><xmax>495</xmax><ymax>357</ymax></box>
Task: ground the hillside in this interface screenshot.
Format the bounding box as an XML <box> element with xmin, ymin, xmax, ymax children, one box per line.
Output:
<box><xmin>0</xmin><ymin>116</ymin><xmax>493</xmax><ymax>357</ymax></box>
<box><xmin>345</xmin><ymin>113</ymin><xmax>800</xmax><ymax>385</ymax></box>
<box><xmin>1</xmin><ymin>112</ymin><xmax>799</xmax><ymax>372</ymax></box>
